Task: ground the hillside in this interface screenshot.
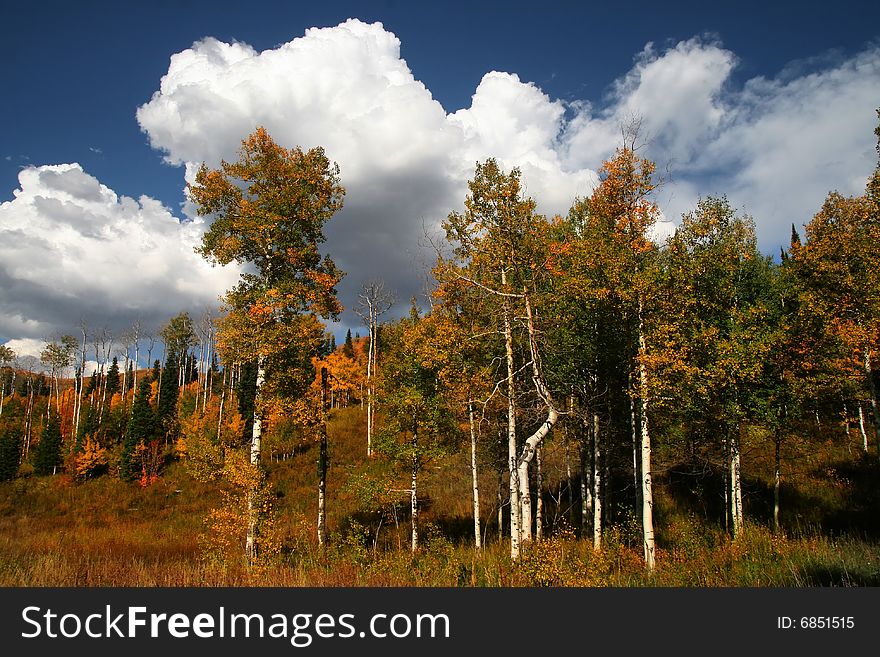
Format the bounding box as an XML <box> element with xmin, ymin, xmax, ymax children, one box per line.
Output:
<box><xmin>2</xmin><ymin>405</ymin><xmax>879</xmax><ymax>587</ymax></box>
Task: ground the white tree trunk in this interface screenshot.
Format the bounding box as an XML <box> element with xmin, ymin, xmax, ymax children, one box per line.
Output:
<box><xmin>859</xmin><ymin>404</ymin><xmax>869</xmax><ymax>453</ymax></box>
<box><xmin>592</xmin><ymin>412</ymin><xmax>602</xmax><ymax>550</ymax></box>
<box><xmin>366</xmin><ymin>318</ymin><xmax>374</xmax><ymax>457</ymax></box>
<box><xmin>516</xmin><ymin>291</ymin><xmax>561</xmax><ymax>547</ymax></box>
<box><xmin>469</xmin><ymin>400</ymin><xmax>481</xmax><ymax>549</ymax></box>
<box><xmin>216</xmin><ymin>367</ymin><xmax>227</xmax><ymax>442</ymax></box>
<box><xmin>638</xmin><ymin>301</ymin><xmax>655</xmax><ymax>570</ymax></box>
<box><xmin>245</xmin><ymin>354</ymin><xmax>265</xmax><ymax>565</ymax></box>
<box><xmin>317</xmin><ymin>367</ymin><xmax>328</xmax><ymax>548</ymax></box>
<box><xmin>535</xmin><ymin>445</ymin><xmax>543</xmax><ymax>541</ymax></box>
<box><xmin>729</xmin><ymin>428</ymin><xmax>744</xmax><ymax>538</ymax></box>
<box><xmin>502</xmin><ymin>272</ymin><xmax>520</xmax><ymax>559</ymax></box>
<box><xmin>411</xmin><ymin>435</ymin><xmax>419</xmax><ymax>554</ymax></box>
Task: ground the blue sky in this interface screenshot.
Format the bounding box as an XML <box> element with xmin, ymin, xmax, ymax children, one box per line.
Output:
<box><xmin>1</xmin><ymin>0</ymin><xmax>879</xmax><ymax>356</ymax></box>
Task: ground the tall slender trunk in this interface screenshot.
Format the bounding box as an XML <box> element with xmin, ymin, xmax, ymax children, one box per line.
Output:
<box><xmin>516</xmin><ymin>291</ymin><xmax>561</xmax><ymax>547</ymax></box>
<box><xmin>245</xmin><ymin>354</ymin><xmax>266</xmax><ymax>565</ymax></box>
<box><xmin>773</xmin><ymin>426</ymin><xmax>781</xmax><ymax>533</ymax></box>
<box><xmin>24</xmin><ymin>379</ymin><xmax>35</xmax><ymax>456</ymax></box>
<box><xmin>497</xmin><ymin>465</ymin><xmax>504</xmax><ymax>544</ymax></box>
<box><xmin>133</xmin><ymin>334</ymin><xmax>139</xmax><ymax>396</ymax></box>
<box><xmin>638</xmin><ymin>298</ymin><xmax>655</xmax><ymax>570</ymax></box>
<box><xmin>502</xmin><ymin>271</ymin><xmax>520</xmax><ymax>559</ymax></box>
<box><xmin>592</xmin><ymin>412</ymin><xmax>602</xmax><ymax>550</ymax></box>
<box><xmin>367</xmin><ymin>312</ymin><xmax>376</xmax><ymax>456</ymax></box>
<box><xmin>535</xmin><ymin>445</ymin><xmax>543</xmax><ymax>541</ymax></box>
<box><xmin>859</xmin><ymin>404</ymin><xmax>869</xmax><ymax>453</ymax></box>
<box><xmin>411</xmin><ymin>432</ymin><xmax>419</xmax><ymax>554</ymax></box>
<box><xmin>579</xmin><ymin>420</ymin><xmax>591</xmax><ymax>536</ymax></box>
<box><xmin>469</xmin><ymin>400</ymin><xmax>481</xmax><ymax>549</ymax></box>
<box><xmin>317</xmin><ymin>367</ymin><xmax>329</xmax><ymax>548</ymax></box>
<box><xmin>629</xmin><ymin>377</ymin><xmax>641</xmax><ymax>512</ymax></box>
<box><xmin>729</xmin><ymin>425</ymin><xmax>744</xmax><ymax>539</ymax></box>
<box><xmin>216</xmin><ymin>367</ymin><xmax>227</xmax><ymax>442</ymax></box>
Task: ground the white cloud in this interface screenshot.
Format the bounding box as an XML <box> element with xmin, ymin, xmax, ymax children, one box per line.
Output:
<box><xmin>2</xmin><ymin>20</ymin><xmax>877</xmax><ymax>343</ymax></box>
<box><xmin>0</xmin><ymin>164</ymin><xmax>240</xmax><ymax>339</ymax></box>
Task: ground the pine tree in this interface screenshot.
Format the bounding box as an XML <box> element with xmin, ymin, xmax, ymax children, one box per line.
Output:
<box><xmin>106</xmin><ymin>357</ymin><xmax>121</xmax><ymax>397</ymax></box>
<box><xmin>121</xmin><ymin>377</ymin><xmax>154</xmax><ymax>481</ymax></box>
<box><xmin>0</xmin><ymin>430</ymin><xmax>20</xmax><ymax>481</ymax></box>
<box><xmin>343</xmin><ymin>329</ymin><xmax>355</xmax><ymax>358</ymax></box>
<box><xmin>33</xmin><ymin>412</ymin><xmax>63</xmax><ymax>475</ymax></box>
<box><xmin>156</xmin><ymin>350</ymin><xmax>179</xmax><ymax>443</ymax></box>
<box><xmin>84</xmin><ymin>370</ymin><xmax>98</xmax><ymax>396</ymax></box>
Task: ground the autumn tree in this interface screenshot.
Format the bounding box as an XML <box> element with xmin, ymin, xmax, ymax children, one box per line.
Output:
<box><xmin>356</xmin><ymin>279</ymin><xmax>395</xmax><ymax>456</ymax></box>
<box><xmin>554</xmin><ymin>144</ymin><xmax>661</xmax><ymax>565</ymax></box>
<box><xmin>438</xmin><ymin>158</ymin><xmax>561</xmax><ymax>559</ymax></box>
<box><xmin>190</xmin><ymin>126</ymin><xmax>344</xmax><ymax>563</ymax></box>
<box><xmin>374</xmin><ymin>302</ymin><xmax>459</xmax><ymax>552</ymax></box>
<box><xmin>788</xmin><ymin>115</ymin><xmax>880</xmax><ymax>459</ymax></box>
<box><xmin>647</xmin><ymin>197</ymin><xmax>773</xmax><ymax>538</ymax></box>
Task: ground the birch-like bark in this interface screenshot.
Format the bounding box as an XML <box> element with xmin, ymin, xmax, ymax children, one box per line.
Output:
<box><xmin>216</xmin><ymin>367</ymin><xmax>227</xmax><ymax>442</ymax></box>
<box><xmin>729</xmin><ymin>426</ymin><xmax>744</xmax><ymax>539</ymax></box>
<box><xmin>516</xmin><ymin>292</ymin><xmax>560</xmax><ymax>547</ymax></box>
<box><xmin>366</xmin><ymin>317</ymin><xmax>374</xmax><ymax>457</ymax></box>
<box><xmin>497</xmin><ymin>466</ymin><xmax>504</xmax><ymax>544</ymax></box>
<box><xmin>74</xmin><ymin>326</ymin><xmax>87</xmax><ymax>436</ymax></box>
<box><xmin>411</xmin><ymin>433</ymin><xmax>419</xmax><ymax>554</ymax></box>
<box><xmin>502</xmin><ymin>270</ymin><xmax>520</xmax><ymax>559</ymax></box>
<box><xmin>592</xmin><ymin>412</ymin><xmax>602</xmax><ymax>550</ymax></box>
<box><xmin>317</xmin><ymin>367</ymin><xmax>329</xmax><ymax>548</ymax></box>
<box><xmin>859</xmin><ymin>404</ymin><xmax>869</xmax><ymax>453</ymax></box>
<box><xmin>638</xmin><ymin>298</ymin><xmax>655</xmax><ymax>570</ymax></box>
<box><xmin>579</xmin><ymin>428</ymin><xmax>590</xmax><ymax>535</ymax></box>
<box><xmin>469</xmin><ymin>400</ymin><xmax>481</xmax><ymax>549</ymax></box>
<box><xmin>535</xmin><ymin>444</ymin><xmax>543</xmax><ymax>541</ymax></box>
<box><xmin>245</xmin><ymin>353</ymin><xmax>266</xmax><ymax>565</ymax></box>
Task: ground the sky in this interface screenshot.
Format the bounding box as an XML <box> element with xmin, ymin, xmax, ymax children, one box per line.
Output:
<box><xmin>1</xmin><ymin>0</ymin><xmax>879</xmax><ymax>362</ymax></box>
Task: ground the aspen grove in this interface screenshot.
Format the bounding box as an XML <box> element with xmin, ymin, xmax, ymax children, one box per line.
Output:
<box><xmin>1</xmin><ymin>116</ymin><xmax>880</xmax><ymax>585</ymax></box>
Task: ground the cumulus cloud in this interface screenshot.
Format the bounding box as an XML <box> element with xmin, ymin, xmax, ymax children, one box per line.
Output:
<box><xmin>2</xmin><ymin>20</ymin><xmax>877</xmax><ymax>343</ymax></box>
<box><xmin>0</xmin><ymin>164</ymin><xmax>240</xmax><ymax>340</ymax></box>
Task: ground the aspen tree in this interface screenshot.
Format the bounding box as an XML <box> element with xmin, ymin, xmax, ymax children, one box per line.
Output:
<box><xmin>191</xmin><ymin>127</ymin><xmax>344</xmax><ymax>563</ymax></box>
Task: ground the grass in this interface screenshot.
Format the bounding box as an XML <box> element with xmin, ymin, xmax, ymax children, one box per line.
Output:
<box><xmin>1</xmin><ymin>406</ymin><xmax>879</xmax><ymax>586</ymax></box>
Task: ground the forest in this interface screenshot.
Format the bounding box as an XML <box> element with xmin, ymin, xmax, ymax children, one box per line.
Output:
<box><xmin>0</xmin><ymin>112</ymin><xmax>879</xmax><ymax>587</ymax></box>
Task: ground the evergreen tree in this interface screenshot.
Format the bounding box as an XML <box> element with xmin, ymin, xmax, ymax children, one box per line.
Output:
<box><xmin>84</xmin><ymin>370</ymin><xmax>99</xmax><ymax>396</ymax></box>
<box><xmin>0</xmin><ymin>431</ymin><xmax>20</xmax><ymax>481</ymax></box>
<box><xmin>121</xmin><ymin>377</ymin><xmax>154</xmax><ymax>481</ymax></box>
<box><xmin>343</xmin><ymin>329</ymin><xmax>355</xmax><ymax>358</ymax></box>
<box><xmin>33</xmin><ymin>413</ymin><xmax>63</xmax><ymax>475</ymax></box>
<box><xmin>156</xmin><ymin>350</ymin><xmax>179</xmax><ymax>442</ymax></box>
<box><xmin>151</xmin><ymin>359</ymin><xmax>160</xmax><ymax>383</ymax></box>
<box><xmin>106</xmin><ymin>357</ymin><xmax>121</xmax><ymax>396</ymax></box>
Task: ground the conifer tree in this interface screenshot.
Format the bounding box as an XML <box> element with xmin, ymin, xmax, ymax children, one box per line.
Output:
<box><xmin>343</xmin><ymin>329</ymin><xmax>355</xmax><ymax>358</ymax></box>
<box><xmin>33</xmin><ymin>412</ymin><xmax>63</xmax><ymax>475</ymax></box>
<box><xmin>121</xmin><ymin>377</ymin><xmax>154</xmax><ymax>481</ymax></box>
<box><xmin>106</xmin><ymin>357</ymin><xmax>121</xmax><ymax>397</ymax></box>
<box><xmin>156</xmin><ymin>350</ymin><xmax>179</xmax><ymax>443</ymax></box>
<box><xmin>0</xmin><ymin>430</ymin><xmax>20</xmax><ymax>481</ymax></box>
